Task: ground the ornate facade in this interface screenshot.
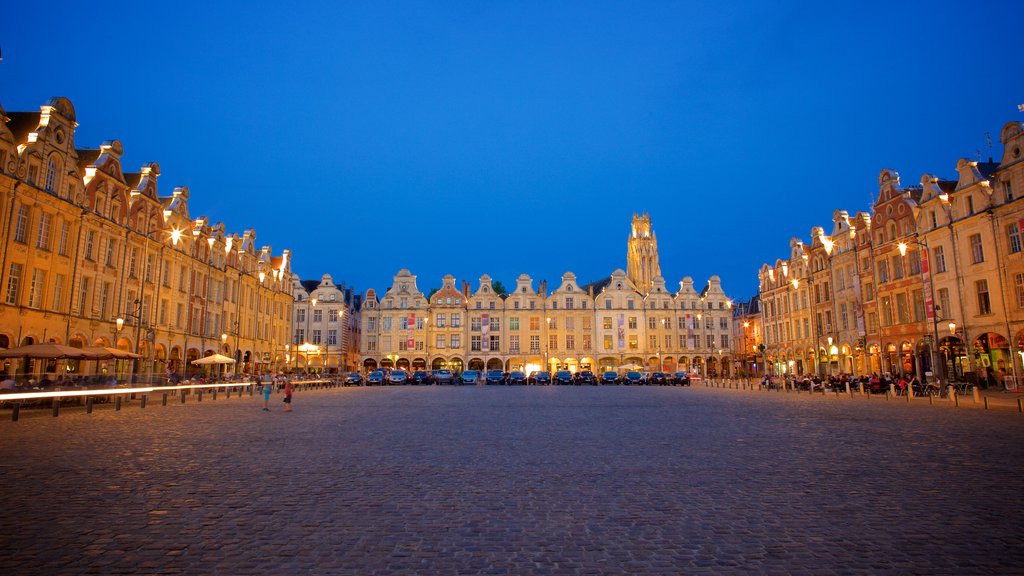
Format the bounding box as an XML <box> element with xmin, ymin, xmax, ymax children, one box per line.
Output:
<box><xmin>359</xmin><ymin>216</ymin><xmax>736</xmax><ymax>376</ymax></box>
<box><xmin>0</xmin><ymin>97</ymin><xmax>295</xmax><ymax>380</ymax></box>
<box><xmin>289</xmin><ymin>274</ymin><xmax>361</xmax><ymax>373</ymax></box>
<box><xmin>758</xmin><ymin>120</ymin><xmax>1024</xmax><ymax>389</ymax></box>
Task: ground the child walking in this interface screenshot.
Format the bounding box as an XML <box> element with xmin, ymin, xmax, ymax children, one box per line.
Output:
<box><xmin>282</xmin><ymin>380</ymin><xmax>293</xmax><ymax>412</ymax></box>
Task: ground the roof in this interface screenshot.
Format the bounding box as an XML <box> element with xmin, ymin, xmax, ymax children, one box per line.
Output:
<box><xmin>580</xmin><ymin>276</ymin><xmax>611</xmax><ymax>295</ymax></box>
<box><xmin>76</xmin><ymin>149</ymin><xmax>101</xmax><ymax>172</ymax></box>
<box><xmin>977</xmin><ymin>161</ymin><xmax>999</xmax><ymax>180</ymax></box>
<box><xmin>906</xmin><ymin>185</ymin><xmax>924</xmax><ymax>203</ymax></box>
<box><xmin>300</xmin><ymin>280</ymin><xmax>319</xmax><ymax>294</ymax></box>
<box><xmin>123</xmin><ymin>172</ymin><xmax>142</xmax><ymax>188</ymax></box>
<box><xmin>6</xmin><ymin>112</ymin><xmax>40</xmax><ymax>143</ymax></box>
<box><xmin>938</xmin><ymin>180</ymin><xmax>956</xmax><ymax>194</ymax></box>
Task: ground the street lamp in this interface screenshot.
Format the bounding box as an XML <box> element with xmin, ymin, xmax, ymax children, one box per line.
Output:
<box><xmin>121</xmin><ymin>298</ymin><xmax>145</xmax><ymax>382</ymax></box>
<box><xmin>897</xmin><ymin>239</ymin><xmax>943</xmax><ymax>385</ymax></box>
<box><xmin>742</xmin><ymin>320</ymin><xmax>750</xmax><ymax>380</ymax></box>
<box><xmin>545</xmin><ymin>317</ymin><xmax>551</xmax><ymax>373</ymax></box>
<box><xmin>423</xmin><ymin>316</ymin><xmax>430</xmax><ymax>373</ymax></box>
<box><xmin>659</xmin><ymin>317</ymin><xmax>665</xmax><ymax>372</ymax></box>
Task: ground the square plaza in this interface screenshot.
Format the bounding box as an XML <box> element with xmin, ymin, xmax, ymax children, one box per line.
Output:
<box><xmin>1</xmin><ymin>386</ymin><xmax>1021</xmax><ymax>574</ymax></box>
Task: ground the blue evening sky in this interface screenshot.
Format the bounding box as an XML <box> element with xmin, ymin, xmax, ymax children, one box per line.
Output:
<box><xmin>2</xmin><ymin>1</ymin><xmax>1021</xmax><ymax>300</ymax></box>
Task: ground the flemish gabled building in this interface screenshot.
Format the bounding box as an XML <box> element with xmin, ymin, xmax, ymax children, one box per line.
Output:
<box><xmin>358</xmin><ymin>215</ymin><xmax>736</xmax><ymax>376</ymax></box>
<box><xmin>290</xmin><ymin>273</ymin><xmax>361</xmax><ymax>373</ymax></box>
<box><xmin>755</xmin><ymin>117</ymin><xmax>1024</xmax><ymax>389</ymax></box>
<box><xmin>0</xmin><ymin>97</ymin><xmax>294</xmax><ymax>380</ymax></box>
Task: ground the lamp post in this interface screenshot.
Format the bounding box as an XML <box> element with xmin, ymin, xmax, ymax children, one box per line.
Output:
<box><xmin>696</xmin><ymin>311</ymin><xmax>703</xmax><ymax>376</ymax></box>
<box><xmin>224</xmin><ymin>320</ymin><xmax>240</xmax><ymax>375</ymax></box>
<box><xmin>659</xmin><ymin>317</ymin><xmax>665</xmax><ymax>372</ymax></box>
<box><xmin>742</xmin><ymin>320</ymin><xmax>750</xmax><ymax>381</ymax></box>
<box><xmin>898</xmin><ymin>240</ymin><xmax>943</xmax><ymax>385</ymax></box>
<box><xmin>423</xmin><ymin>316</ymin><xmax>430</xmax><ymax>373</ymax></box>
<box><xmin>121</xmin><ymin>298</ymin><xmax>144</xmax><ymax>383</ymax></box>
<box><xmin>545</xmin><ymin>316</ymin><xmax>551</xmax><ymax>373</ymax></box>
<box><xmin>791</xmin><ymin>277</ymin><xmax>821</xmax><ymax>376</ymax></box>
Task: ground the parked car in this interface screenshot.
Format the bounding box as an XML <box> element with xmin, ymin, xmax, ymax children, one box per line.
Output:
<box><xmin>387</xmin><ymin>370</ymin><xmax>408</xmax><ymax>385</ymax></box>
<box><xmin>601</xmin><ymin>371</ymin><xmax>619</xmax><ymax>385</ymax></box>
<box><xmin>553</xmin><ymin>370</ymin><xmax>574</xmax><ymax>385</ymax></box>
<box><xmin>531</xmin><ymin>371</ymin><xmax>551</xmax><ymax>385</ymax></box>
<box><xmin>485</xmin><ymin>370</ymin><xmax>506</xmax><ymax>385</ymax></box>
<box><xmin>366</xmin><ymin>370</ymin><xmax>385</xmax><ymax>385</ymax></box>
<box><xmin>434</xmin><ymin>369</ymin><xmax>454</xmax><ymax>385</ymax></box>
<box><xmin>623</xmin><ymin>371</ymin><xmax>645</xmax><ymax>385</ymax></box>
<box><xmin>411</xmin><ymin>370</ymin><xmax>429</xmax><ymax>385</ymax></box>
<box><xmin>460</xmin><ymin>370</ymin><xmax>480</xmax><ymax>385</ymax></box>
<box><xmin>649</xmin><ymin>372</ymin><xmax>668</xmax><ymax>385</ymax></box>
<box><xmin>672</xmin><ymin>372</ymin><xmax>691</xmax><ymax>386</ymax></box>
<box><xmin>577</xmin><ymin>371</ymin><xmax>596</xmax><ymax>385</ymax></box>
<box><xmin>344</xmin><ymin>372</ymin><xmax>363</xmax><ymax>386</ymax></box>
<box><xmin>507</xmin><ymin>371</ymin><xmax>527</xmax><ymax>385</ymax></box>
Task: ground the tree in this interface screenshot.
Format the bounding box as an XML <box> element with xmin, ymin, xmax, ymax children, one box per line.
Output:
<box><xmin>492</xmin><ymin>280</ymin><xmax>508</xmax><ymax>296</ymax></box>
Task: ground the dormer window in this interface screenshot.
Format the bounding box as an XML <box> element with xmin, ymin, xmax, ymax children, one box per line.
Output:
<box><xmin>45</xmin><ymin>158</ymin><xmax>57</xmax><ymax>192</ymax></box>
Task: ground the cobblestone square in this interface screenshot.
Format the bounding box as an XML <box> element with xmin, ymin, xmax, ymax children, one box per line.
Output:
<box><xmin>1</xmin><ymin>386</ymin><xmax>1022</xmax><ymax>575</ymax></box>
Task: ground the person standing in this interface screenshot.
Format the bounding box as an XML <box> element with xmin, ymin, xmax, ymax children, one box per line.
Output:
<box><xmin>282</xmin><ymin>380</ymin><xmax>293</xmax><ymax>412</ymax></box>
<box><xmin>261</xmin><ymin>373</ymin><xmax>273</xmax><ymax>412</ymax></box>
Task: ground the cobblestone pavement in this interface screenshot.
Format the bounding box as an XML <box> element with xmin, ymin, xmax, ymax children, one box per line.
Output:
<box><xmin>1</xmin><ymin>386</ymin><xmax>1022</xmax><ymax>575</ymax></box>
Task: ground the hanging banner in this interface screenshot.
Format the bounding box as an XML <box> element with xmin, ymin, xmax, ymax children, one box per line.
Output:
<box><xmin>481</xmin><ymin>314</ymin><xmax>490</xmax><ymax>351</ymax></box>
<box><xmin>407</xmin><ymin>313</ymin><xmax>415</xmax><ymax>350</ymax></box>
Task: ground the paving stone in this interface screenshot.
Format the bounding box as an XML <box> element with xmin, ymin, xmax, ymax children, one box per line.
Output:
<box><xmin>0</xmin><ymin>386</ymin><xmax>1021</xmax><ymax>574</ymax></box>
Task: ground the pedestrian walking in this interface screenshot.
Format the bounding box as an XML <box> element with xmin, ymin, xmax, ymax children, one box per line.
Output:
<box><xmin>261</xmin><ymin>373</ymin><xmax>273</xmax><ymax>412</ymax></box>
<box><xmin>282</xmin><ymin>380</ymin><xmax>293</xmax><ymax>412</ymax></box>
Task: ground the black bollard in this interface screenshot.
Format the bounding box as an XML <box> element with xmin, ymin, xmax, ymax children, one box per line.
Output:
<box><xmin>212</xmin><ymin>389</ymin><xmax>217</xmax><ymax>401</ymax></box>
<box><xmin>140</xmin><ymin>395</ymin><xmax>147</xmax><ymax>409</ymax></box>
<box><xmin>226</xmin><ymin>388</ymin><xmax>231</xmax><ymax>399</ymax></box>
<box><xmin>197</xmin><ymin>390</ymin><xmax>203</xmax><ymax>402</ymax></box>
<box><xmin>86</xmin><ymin>397</ymin><xmax>94</xmax><ymax>414</ymax></box>
<box><xmin>115</xmin><ymin>397</ymin><xmax>122</xmax><ymax>411</ymax></box>
<box><xmin>162</xmin><ymin>393</ymin><xmax>168</xmax><ymax>406</ymax></box>
<box><xmin>52</xmin><ymin>399</ymin><xmax>60</xmax><ymax>417</ymax></box>
<box><xmin>180</xmin><ymin>390</ymin><xmax>186</xmax><ymax>404</ymax></box>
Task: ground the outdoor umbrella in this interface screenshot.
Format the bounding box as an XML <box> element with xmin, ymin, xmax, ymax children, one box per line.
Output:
<box><xmin>81</xmin><ymin>347</ymin><xmax>142</xmax><ymax>360</ymax></box>
<box><xmin>191</xmin><ymin>354</ymin><xmax>236</xmax><ymax>365</ymax></box>
<box><xmin>0</xmin><ymin>343</ymin><xmax>95</xmax><ymax>359</ymax></box>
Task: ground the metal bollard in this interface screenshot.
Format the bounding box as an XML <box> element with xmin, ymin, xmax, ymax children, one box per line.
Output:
<box><xmin>845</xmin><ymin>382</ymin><xmax>851</xmax><ymax>396</ymax></box>
<box><xmin>984</xmin><ymin>397</ymin><xmax>989</xmax><ymax>410</ymax></box>
<box><xmin>162</xmin><ymin>393</ymin><xmax>168</xmax><ymax>406</ymax></box>
<box><xmin>954</xmin><ymin>391</ymin><xmax>959</xmax><ymax>408</ymax></box>
<box><xmin>86</xmin><ymin>397</ymin><xmax>94</xmax><ymax>414</ymax></box>
<box><xmin>972</xmin><ymin>386</ymin><xmax>981</xmax><ymax>404</ymax></box>
<box><xmin>12</xmin><ymin>402</ymin><xmax>20</xmax><ymax>422</ymax></box>
<box><xmin>197</xmin><ymin>390</ymin><xmax>203</xmax><ymax>402</ymax></box>
<box><xmin>180</xmin><ymin>390</ymin><xmax>186</xmax><ymax>404</ymax></box>
<box><xmin>52</xmin><ymin>399</ymin><xmax>60</xmax><ymax>417</ymax></box>
<box><xmin>140</xmin><ymin>395</ymin><xmax>147</xmax><ymax>409</ymax></box>
<box><xmin>226</xmin><ymin>388</ymin><xmax>231</xmax><ymax>399</ymax></box>
<box><xmin>115</xmin><ymin>396</ymin><xmax>122</xmax><ymax>411</ymax></box>
<box><xmin>212</xmin><ymin>389</ymin><xmax>217</xmax><ymax>401</ymax></box>
<box><xmin>1019</xmin><ymin>398</ymin><xmax>1023</xmax><ymax>413</ymax></box>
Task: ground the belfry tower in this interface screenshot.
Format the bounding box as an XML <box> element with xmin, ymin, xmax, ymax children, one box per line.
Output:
<box><xmin>626</xmin><ymin>213</ymin><xmax>661</xmax><ymax>295</ymax></box>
